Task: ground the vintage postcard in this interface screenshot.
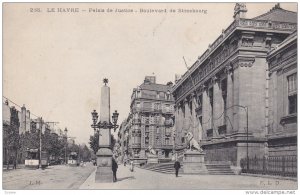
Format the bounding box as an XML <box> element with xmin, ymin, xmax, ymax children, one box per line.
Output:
<box><xmin>2</xmin><ymin>2</ymin><xmax>298</xmax><ymax>192</ymax></box>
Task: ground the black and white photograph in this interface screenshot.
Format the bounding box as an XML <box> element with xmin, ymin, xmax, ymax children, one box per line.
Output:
<box><xmin>2</xmin><ymin>2</ymin><xmax>298</xmax><ymax>192</ymax></box>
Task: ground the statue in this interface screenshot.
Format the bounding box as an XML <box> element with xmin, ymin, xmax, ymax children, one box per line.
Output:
<box><xmin>185</xmin><ymin>132</ymin><xmax>203</xmax><ymax>152</ymax></box>
<box><xmin>147</xmin><ymin>145</ymin><xmax>156</xmax><ymax>155</ymax></box>
<box><xmin>233</xmin><ymin>3</ymin><xmax>247</xmax><ymax>19</ymax></box>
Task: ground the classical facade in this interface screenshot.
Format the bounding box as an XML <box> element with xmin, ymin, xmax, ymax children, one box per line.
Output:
<box><xmin>267</xmin><ymin>31</ymin><xmax>297</xmax><ymax>157</ymax></box>
<box><xmin>172</xmin><ymin>3</ymin><xmax>297</xmax><ymax>167</ymax></box>
<box><xmin>126</xmin><ymin>76</ymin><xmax>175</xmax><ymax>161</ymax></box>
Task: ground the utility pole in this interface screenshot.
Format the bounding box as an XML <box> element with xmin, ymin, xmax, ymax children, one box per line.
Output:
<box><xmin>39</xmin><ymin>117</ymin><xmax>43</xmax><ymax>169</ymax></box>
<box><xmin>39</xmin><ymin>120</ymin><xmax>59</xmax><ymax>168</ymax></box>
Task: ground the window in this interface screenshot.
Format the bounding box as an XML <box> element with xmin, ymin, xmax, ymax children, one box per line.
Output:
<box><xmin>288</xmin><ymin>73</ymin><xmax>297</xmax><ymax>93</ymax></box>
<box><xmin>288</xmin><ymin>73</ymin><xmax>297</xmax><ymax>114</ymax></box>
<box><xmin>136</xmin><ymin>102</ymin><xmax>140</xmax><ymax>108</ymax></box>
<box><xmin>289</xmin><ymin>95</ymin><xmax>297</xmax><ymax>114</ymax></box>
<box><xmin>145</xmin><ymin>133</ymin><xmax>149</xmax><ymax>144</ymax></box>
<box><xmin>181</xmin><ymin>137</ymin><xmax>185</xmax><ymax>143</ymax></box>
<box><xmin>145</xmin><ymin>125</ymin><xmax>149</xmax><ymax>132</ymax></box>
<box><xmin>156</xmin><ymin>126</ymin><xmax>160</xmax><ymax>134</ymax></box>
<box><xmin>197</xmin><ymin>94</ymin><xmax>203</xmax><ymax>108</ymax></box>
<box><xmin>154</xmin><ymin>103</ymin><xmax>160</xmax><ymax>110</ymax></box>
<box><xmin>165</xmin><ymin>138</ymin><xmax>170</xmax><ymax>145</ymax></box>
<box><xmin>137</xmin><ymin>90</ymin><xmax>141</xmax><ymax>98</ymax></box>
<box><xmin>165</xmin><ymin>104</ymin><xmax>170</xmax><ymax>112</ymax></box>
<box><xmin>189</xmin><ymin>101</ymin><xmax>193</xmax><ymax>115</ymax></box>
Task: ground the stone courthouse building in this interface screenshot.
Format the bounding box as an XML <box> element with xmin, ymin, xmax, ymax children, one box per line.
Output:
<box><xmin>126</xmin><ymin>76</ymin><xmax>175</xmax><ymax>161</ymax></box>
<box><xmin>172</xmin><ymin>3</ymin><xmax>297</xmax><ymax>167</ymax></box>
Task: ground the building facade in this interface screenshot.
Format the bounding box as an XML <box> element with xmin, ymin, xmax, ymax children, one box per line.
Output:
<box><xmin>172</xmin><ymin>3</ymin><xmax>297</xmax><ymax>167</ymax></box>
<box><xmin>126</xmin><ymin>76</ymin><xmax>175</xmax><ymax>161</ymax></box>
<box><xmin>267</xmin><ymin>31</ymin><xmax>297</xmax><ymax>157</ymax></box>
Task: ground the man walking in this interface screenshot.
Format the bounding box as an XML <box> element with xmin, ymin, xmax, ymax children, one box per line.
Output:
<box><xmin>112</xmin><ymin>157</ymin><xmax>118</xmax><ymax>182</ymax></box>
<box><xmin>174</xmin><ymin>159</ymin><xmax>181</xmax><ymax>177</ymax></box>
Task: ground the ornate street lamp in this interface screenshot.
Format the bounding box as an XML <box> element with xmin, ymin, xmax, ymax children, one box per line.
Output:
<box><xmin>90</xmin><ymin>110</ymin><xmax>119</xmax><ymax>133</ymax></box>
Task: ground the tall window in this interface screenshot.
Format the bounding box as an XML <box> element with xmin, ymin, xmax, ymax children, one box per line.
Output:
<box><xmin>189</xmin><ymin>101</ymin><xmax>193</xmax><ymax>115</ymax></box>
<box><xmin>288</xmin><ymin>73</ymin><xmax>297</xmax><ymax>114</ymax></box>
<box><xmin>209</xmin><ymin>87</ymin><xmax>214</xmax><ymax>127</ymax></box>
<box><xmin>145</xmin><ymin>133</ymin><xmax>149</xmax><ymax>144</ymax></box>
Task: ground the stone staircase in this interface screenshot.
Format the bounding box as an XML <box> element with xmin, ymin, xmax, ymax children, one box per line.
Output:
<box><xmin>141</xmin><ymin>162</ymin><xmax>183</xmax><ymax>174</ymax></box>
<box><xmin>205</xmin><ymin>164</ymin><xmax>235</xmax><ymax>175</ymax></box>
<box><xmin>140</xmin><ymin>162</ymin><xmax>234</xmax><ymax>175</ymax></box>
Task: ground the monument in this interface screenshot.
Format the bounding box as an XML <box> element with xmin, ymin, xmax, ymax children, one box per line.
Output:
<box><xmin>91</xmin><ymin>78</ymin><xmax>119</xmax><ymax>183</ymax></box>
<box><xmin>183</xmin><ymin>132</ymin><xmax>208</xmax><ymax>174</ymax></box>
<box><xmin>146</xmin><ymin>145</ymin><xmax>158</xmax><ymax>164</ymax></box>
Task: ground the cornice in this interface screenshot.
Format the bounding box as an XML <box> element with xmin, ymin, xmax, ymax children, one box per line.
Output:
<box><xmin>173</xmin><ymin>19</ymin><xmax>296</xmax><ymax>92</ymax></box>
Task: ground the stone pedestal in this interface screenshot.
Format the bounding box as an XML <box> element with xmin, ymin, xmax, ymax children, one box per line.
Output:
<box><xmin>147</xmin><ymin>154</ymin><xmax>159</xmax><ymax>164</ymax></box>
<box><xmin>183</xmin><ymin>150</ymin><xmax>208</xmax><ymax>174</ymax></box>
<box><xmin>95</xmin><ymin>147</ymin><xmax>113</xmax><ymax>183</ymax></box>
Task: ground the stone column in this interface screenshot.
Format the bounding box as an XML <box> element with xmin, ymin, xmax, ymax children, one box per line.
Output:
<box><xmin>202</xmin><ymin>86</ymin><xmax>210</xmax><ymax>139</ymax></box>
<box><xmin>184</xmin><ymin>98</ymin><xmax>190</xmax><ymax>133</ymax></box>
<box><xmin>225</xmin><ymin>65</ymin><xmax>234</xmax><ymax>134</ymax></box>
<box><xmin>96</xmin><ymin>84</ymin><xmax>113</xmax><ymax>183</ymax></box>
<box><xmin>213</xmin><ymin>76</ymin><xmax>223</xmax><ymax>137</ymax></box>
<box><xmin>233</xmin><ymin>66</ymin><xmax>240</xmax><ymax>132</ymax></box>
<box><xmin>191</xmin><ymin>94</ymin><xmax>199</xmax><ymax>141</ymax></box>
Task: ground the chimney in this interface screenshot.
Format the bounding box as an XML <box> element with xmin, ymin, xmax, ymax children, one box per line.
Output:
<box><xmin>144</xmin><ymin>76</ymin><xmax>156</xmax><ymax>84</ymax></box>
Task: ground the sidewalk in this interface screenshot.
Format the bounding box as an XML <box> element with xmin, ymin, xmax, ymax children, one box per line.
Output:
<box><xmin>3</xmin><ymin>164</ymin><xmax>25</xmax><ymax>171</ymax></box>
<box><xmin>80</xmin><ymin>165</ymin><xmax>297</xmax><ymax>190</ymax></box>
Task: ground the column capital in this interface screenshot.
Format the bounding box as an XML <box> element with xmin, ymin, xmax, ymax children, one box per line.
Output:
<box><xmin>224</xmin><ymin>64</ymin><xmax>233</xmax><ymax>75</ymax></box>
<box><xmin>210</xmin><ymin>75</ymin><xmax>219</xmax><ymax>85</ymax></box>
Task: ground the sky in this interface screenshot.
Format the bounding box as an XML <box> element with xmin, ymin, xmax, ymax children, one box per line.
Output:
<box><xmin>3</xmin><ymin>3</ymin><xmax>297</xmax><ymax>145</ymax></box>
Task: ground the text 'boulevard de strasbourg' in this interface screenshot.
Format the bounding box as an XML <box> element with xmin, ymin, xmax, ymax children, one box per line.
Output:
<box><xmin>45</xmin><ymin>7</ymin><xmax>207</xmax><ymax>14</ymax></box>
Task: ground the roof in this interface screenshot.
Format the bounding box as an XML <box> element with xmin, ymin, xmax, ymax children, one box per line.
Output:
<box><xmin>253</xmin><ymin>6</ymin><xmax>297</xmax><ymax>23</ymax></box>
<box><xmin>139</xmin><ymin>83</ymin><xmax>171</xmax><ymax>92</ymax></box>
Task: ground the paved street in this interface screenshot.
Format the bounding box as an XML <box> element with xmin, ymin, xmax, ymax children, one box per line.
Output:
<box><xmin>80</xmin><ymin>165</ymin><xmax>297</xmax><ymax>190</ymax></box>
<box><xmin>3</xmin><ymin>163</ymin><xmax>95</xmax><ymax>190</ymax></box>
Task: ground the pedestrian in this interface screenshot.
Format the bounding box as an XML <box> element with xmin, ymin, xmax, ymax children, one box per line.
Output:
<box><xmin>112</xmin><ymin>157</ymin><xmax>118</xmax><ymax>182</ymax></box>
<box><xmin>13</xmin><ymin>157</ymin><xmax>17</xmax><ymax>170</ymax></box>
<box><xmin>174</xmin><ymin>159</ymin><xmax>181</xmax><ymax>177</ymax></box>
<box><xmin>129</xmin><ymin>160</ymin><xmax>134</xmax><ymax>172</ymax></box>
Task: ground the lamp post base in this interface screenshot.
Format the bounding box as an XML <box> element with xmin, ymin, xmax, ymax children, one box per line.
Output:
<box><xmin>95</xmin><ymin>148</ymin><xmax>113</xmax><ymax>183</ymax></box>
